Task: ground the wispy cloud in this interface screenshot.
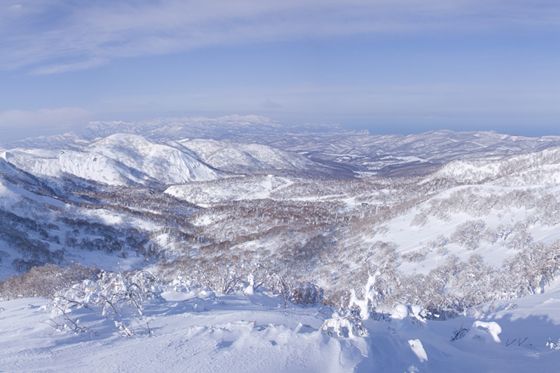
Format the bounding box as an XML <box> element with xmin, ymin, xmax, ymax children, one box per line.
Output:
<box><xmin>2</xmin><ymin>0</ymin><xmax>559</xmax><ymax>74</ymax></box>
<box><xmin>0</xmin><ymin>107</ymin><xmax>90</xmax><ymax>129</ymax></box>
<box><xmin>31</xmin><ymin>58</ymin><xmax>109</xmax><ymax>76</ymax></box>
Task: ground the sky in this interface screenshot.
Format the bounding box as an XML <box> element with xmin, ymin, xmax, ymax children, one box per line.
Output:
<box><xmin>0</xmin><ymin>0</ymin><xmax>559</xmax><ymax>142</ymax></box>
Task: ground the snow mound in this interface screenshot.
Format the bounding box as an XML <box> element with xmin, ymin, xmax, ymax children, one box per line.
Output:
<box><xmin>408</xmin><ymin>339</ymin><xmax>428</xmax><ymax>362</ymax></box>
<box><xmin>472</xmin><ymin>321</ymin><xmax>502</xmax><ymax>343</ymax></box>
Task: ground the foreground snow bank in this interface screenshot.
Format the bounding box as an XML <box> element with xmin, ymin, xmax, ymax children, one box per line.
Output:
<box><xmin>0</xmin><ymin>294</ymin><xmax>364</xmax><ymax>373</ymax></box>
<box><xmin>2</xmin><ymin>288</ymin><xmax>560</xmax><ymax>372</ymax></box>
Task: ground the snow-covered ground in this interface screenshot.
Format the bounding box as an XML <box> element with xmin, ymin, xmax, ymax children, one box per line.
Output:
<box><xmin>2</xmin><ymin>285</ymin><xmax>560</xmax><ymax>373</ymax></box>
<box><xmin>0</xmin><ymin>293</ymin><xmax>361</xmax><ymax>373</ymax></box>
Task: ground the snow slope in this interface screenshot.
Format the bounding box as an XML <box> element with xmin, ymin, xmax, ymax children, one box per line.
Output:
<box><xmin>179</xmin><ymin>139</ymin><xmax>329</xmax><ymax>176</ymax></box>
<box><xmin>328</xmin><ymin>148</ymin><xmax>560</xmax><ymax>278</ymax></box>
<box><xmin>433</xmin><ymin>146</ymin><xmax>560</xmax><ymax>185</ymax></box>
<box><xmin>165</xmin><ymin>175</ymin><xmax>294</xmax><ymax>206</ymax></box>
<box><xmin>91</xmin><ymin>134</ymin><xmax>220</xmax><ymax>185</ymax></box>
<box><xmin>3</xmin><ymin>287</ymin><xmax>560</xmax><ymax>373</ymax></box>
<box><xmin>4</xmin><ymin>148</ymin><xmax>142</xmax><ymax>186</ymax></box>
<box><xmin>0</xmin><ymin>294</ymin><xmax>363</xmax><ymax>373</ymax></box>
<box><xmin>0</xmin><ymin>156</ymin><xmax>198</xmax><ymax>281</ymax></box>
<box><xmin>4</xmin><ymin>134</ymin><xmax>221</xmax><ymax>186</ymax></box>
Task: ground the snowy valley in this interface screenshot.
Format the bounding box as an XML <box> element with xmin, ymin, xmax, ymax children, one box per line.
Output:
<box><xmin>2</xmin><ymin>122</ymin><xmax>560</xmax><ymax>372</ymax></box>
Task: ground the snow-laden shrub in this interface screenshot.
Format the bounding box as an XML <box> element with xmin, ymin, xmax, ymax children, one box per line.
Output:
<box><xmin>322</xmin><ymin>269</ymin><xmax>434</xmax><ymax>339</ymax></box>
<box><xmin>289</xmin><ymin>282</ymin><xmax>324</xmax><ymax>305</ymax></box>
<box><xmin>50</xmin><ymin>270</ymin><xmax>161</xmax><ymax>336</ymax></box>
<box><xmin>321</xmin><ymin>310</ymin><xmax>367</xmax><ymax>338</ymax></box>
<box><xmin>348</xmin><ymin>272</ymin><xmax>379</xmax><ymax>321</ymax></box>
<box><xmin>167</xmin><ymin>275</ymin><xmax>199</xmax><ymax>293</ymax></box>
<box><xmin>321</xmin><ymin>272</ymin><xmax>386</xmax><ymax>338</ymax></box>
<box><xmin>451</xmin><ymin>220</ymin><xmax>486</xmax><ymax>250</ymax></box>
<box><xmin>269</xmin><ymin>276</ymin><xmax>325</xmax><ymax>306</ymax></box>
<box><xmin>164</xmin><ymin>275</ymin><xmax>217</xmax><ymax>301</ymax></box>
<box><xmin>546</xmin><ymin>338</ymin><xmax>560</xmax><ymax>351</ymax></box>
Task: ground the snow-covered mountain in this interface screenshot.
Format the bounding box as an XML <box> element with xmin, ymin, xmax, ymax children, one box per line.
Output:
<box><xmin>12</xmin><ymin>117</ymin><xmax>560</xmax><ymax>177</ymax></box>
<box><xmin>0</xmin><ymin>151</ymin><xmax>201</xmax><ymax>280</ymax></box>
<box><xmin>433</xmin><ymin>146</ymin><xmax>560</xmax><ymax>185</ymax></box>
<box><xmin>243</xmin><ymin>128</ymin><xmax>560</xmax><ymax>176</ymax></box>
<box><xmin>3</xmin><ymin>133</ymin><xmax>347</xmax><ymax>187</ymax></box>
<box><xmin>3</xmin><ymin>134</ymin><xmax>221</xmax><ymax>186</ymax></box>
<box><xmin>2</xmin><ymin>127</ymin><xmax>560</xmax><ymax>372</ymax></box>
<box><xmin>179</xmin><ymin>138</ymin><xmax>344</xmax><ymax>177</ymax></box>
<box><xmin>3</xmin><ymin>129</ymin><xmax>560</xmax><ymax>298</ymax></box>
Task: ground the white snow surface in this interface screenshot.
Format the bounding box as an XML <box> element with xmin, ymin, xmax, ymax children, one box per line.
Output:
<box><xmin>0</xmin><ymin>294</ymin><xmax>363</xmax><ymax>373</ymax></box>
<box><xmin>3</xmin><ymin>287</ymin><xmax>560</xmax><ymax>372</ymax></box>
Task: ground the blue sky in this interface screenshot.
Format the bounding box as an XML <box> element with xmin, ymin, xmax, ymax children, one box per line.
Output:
<box><xmin>0</xmin><ymin>0</ymin><xmax>559</xmax><ymax>142</ymax></box>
